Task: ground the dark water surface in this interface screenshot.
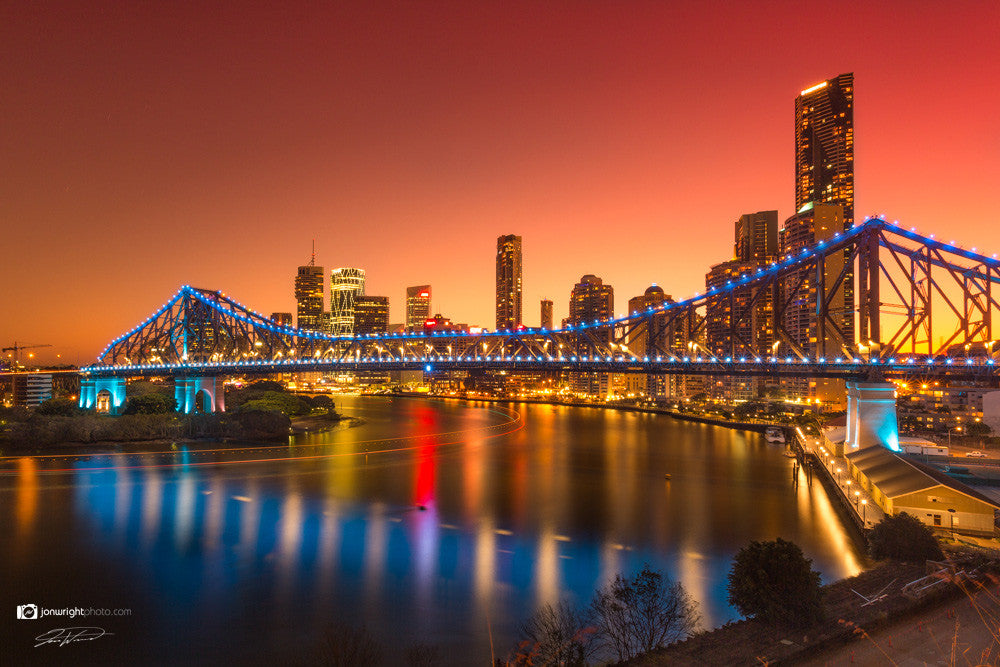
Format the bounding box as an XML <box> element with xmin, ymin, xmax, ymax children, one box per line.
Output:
<box><xmin>1</xmin><ymin>396</ymin><xmax>865</xmax><ymax>664</ymax></box>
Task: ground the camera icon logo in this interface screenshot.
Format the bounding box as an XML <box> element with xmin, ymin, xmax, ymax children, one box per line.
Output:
<box><xmin>17</xmin><ymin>604</ymin><xmax>39</xmax><ymax>620</ymax></box>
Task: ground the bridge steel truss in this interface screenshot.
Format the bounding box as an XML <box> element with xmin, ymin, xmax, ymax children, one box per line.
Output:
<box><xmin>84</xmin><ymin>218</ymin><xmax>1000</xmax><ymax>382</ymax></box>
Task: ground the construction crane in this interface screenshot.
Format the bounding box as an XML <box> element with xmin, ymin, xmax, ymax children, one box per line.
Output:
<box><xmin>2</xmin><ymin>342</ymin><xmax>53</xmax><ymax>366</ymax></box>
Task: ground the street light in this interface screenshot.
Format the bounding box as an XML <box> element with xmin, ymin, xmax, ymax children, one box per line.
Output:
<box><xmin>948</xmin><ymin>508</ymin><xmax>957</xmax><ymax>538</ymax></box>
<box><xmin>948</xmin><ymin>425</ymin><xmax>963</xmax><ymax>445</ymax></box>
<box><xmin>854</xmin><ymin>490</ymin><xmax>861</xmax><ymax>507</ymax></box>
<box><xmin>861</xmin><ymin>499</ymin><xmax>867</xmax><ymax>525</ymax></box>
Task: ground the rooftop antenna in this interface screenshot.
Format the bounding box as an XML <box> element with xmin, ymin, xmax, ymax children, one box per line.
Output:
<box><xmin>310</xmin><ymin>239</ymin><xmax>316</xmax><ymax>266</ymax></box>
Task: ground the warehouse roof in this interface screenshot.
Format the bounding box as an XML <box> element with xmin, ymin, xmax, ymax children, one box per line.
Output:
<box><xmin>845</xmin><ymin>445</ymin><xmax>1000</xmax><ymax>508</ymax></box>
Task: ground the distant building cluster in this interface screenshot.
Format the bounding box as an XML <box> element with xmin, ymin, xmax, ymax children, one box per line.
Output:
<box><xmin>277</xmin><ymin>73</ymin><xmax>857</xmax><ymax>404</ymax></box>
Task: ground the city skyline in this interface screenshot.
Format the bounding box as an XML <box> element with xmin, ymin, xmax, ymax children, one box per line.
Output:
<box><xmin>3</xmin><ymin>3</ymin><xmax>999</xmax><ymax>363</ymax></box>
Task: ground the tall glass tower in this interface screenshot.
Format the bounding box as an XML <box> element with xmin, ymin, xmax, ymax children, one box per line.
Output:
<box><xmin>795</xmin><ymin>73</ymin><xmax>854</xmax><ymax>223</ymax></box>
<box><xmin>795</xmin><ymin>72</ymin><xmax>855</xmax><ymax>346</ymax></box>
<box><xmin>495</xmin><ymin>234</ymin><xmax>522</xmax><ymax>331</ymax></box>
<box><xmin>330</xmin><ymin>268</ymin><xmax>366</xmax><ymax>336</ymax></box>
<box><xmin>295</xmin><ymin>264</ymin><xmax>324</xmax><ymax>331</ymax></box>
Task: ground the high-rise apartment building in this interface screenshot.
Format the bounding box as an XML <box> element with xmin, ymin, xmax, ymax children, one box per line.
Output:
<box><xmin>795</xmin><ymin>73</ymin><xmax>854</xmax><ymax>224</ymax></box>
<box><xmin>795</xmin><ymin>73</ymin><xmax>855</xmax><ymax>349</ymax></box>
<box><xmin>569</xmin><ymin>275</ymin><xmax>613</xmax><ymax>325</ymax></box>
<box><xmin>735</xmin><ymin>210</ymin><xmax>779</xmax><ymax>263</ymax></box>
<box><xmin>569</xmin><ymin>275</ymin><xmax>614</xmax><ymax>396</ymax></box>
<box><xmin>330</xmin><ymin>268</ymin><xmax>366</xmax><ymax>336</ymax></box>
<box><xmin>354</xmin><ymin>296</ymin><xmax>389</xmax><ymax>335</ymax></box>
<box><xmin>406</xmin><ymin>285</ymin><xmax>431</xmax><ymax>332</ymax></box>
<box><xmin>627</xmin><ymin>285</ymin><xmax>674</xmax><ymax>398</ymax></box>
<box><xmin>705</xmin><ymin>211</ymin><xmax>780</xmax><ymax>402</ymax></box>
<box><xmin>780</xmin><ymin>203</ymin><xmax>847</xmax><ymax>356</ymax></box>
<box><xmin>780</xmin><ymin>202</ymin><xmax>847</xmax><ymax>405</ymax></box>
<box><xmin>295</xmin><ymin>263</ymin><xmax>324</xmax><ymax>331</ymax></box>
<box><xmin>540</xmin><ymin>299</ymin><xmax>553</xmax><ymax>329</ymax></box>
<box><xmin>496</xmin><ymin>234</ymin><xmax>523</xmax><ymax>331</ymax></box>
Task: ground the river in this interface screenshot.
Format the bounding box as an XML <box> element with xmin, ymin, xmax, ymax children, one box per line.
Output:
<box><xmin>0</xmin><ymin>395</ymin><xmax>865</xmax><ymax>664</ymax></box>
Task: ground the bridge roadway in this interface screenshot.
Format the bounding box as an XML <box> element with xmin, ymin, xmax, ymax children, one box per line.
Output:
<box><xmin>83</xmin><ymin>353</ymin><xmax>1000</xmax><ymax>380</ymax></box>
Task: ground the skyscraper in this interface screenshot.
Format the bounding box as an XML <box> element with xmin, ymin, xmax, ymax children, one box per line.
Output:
<box><xmin>796</xmin><ymin>73</ymin><xmax>855</xmax><ymax>349</ymax></box>
<box><xmin>540</xmin><ymin>299</ymin><xmax>553</xmax><ymax>329</ymax></box>
<box><xmin>330</xmin><ymin>267</ymin><xmax>366</xmax><ymax>336</ymax></box>
<box><xmin>627</xmin><ymin>285</ymin><xmax>673</xmax><ymax>398</ymax></box>
<box><xmin>295</xmin><ymin>263</ymin><xmax>324</xmax><ymax>331</ymax></box>
<box><xmin>496</xmin><ymin>234</ymin><xmax>522</xmax><ymax>331</ymax></box>
<box><xmin>406</xmin><ymin>285</ymin><xmax>431</xmax><ymax>332</ymax></box>
<box><xmin>354</xmin><ymin>296</ymin><xmax>389</xmax><ymax>335</ymax></box>
<box><xmin>569</xmin><ymin>275</ymin><xmax>613</xmax><ymax>326</ymax></box>
<box><xmin>795</xmin><ymin>73</ymin><xmax>854</xmax><ymax>224</ymax></box>
<box><xmin>569</xmin><ymin>275</ymin><xmax>614</xmax><ymax>396</ymax></box>
<box><xmin>270</xmin><ymin>312</ymin><xmax>293</xmax><ymax>327</ymax></box>
<box><xmin>735</xmin><ymin>210</ymin><xmax>778</xmax><ymax>263</ymax></box>
<box><xmin>780</xmin><ymin>202</ymin><xmax>847</xmax><ymax>405</ymax></box>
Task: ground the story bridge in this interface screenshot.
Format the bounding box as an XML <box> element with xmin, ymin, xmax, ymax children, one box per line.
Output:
<box><xmin>80</xmin><ymin>216</ymin><xmax>1000</xmax><ymax>450</ymax></box>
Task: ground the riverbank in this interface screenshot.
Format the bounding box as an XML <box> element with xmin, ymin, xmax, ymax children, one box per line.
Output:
<box><xmin>289</xmin><ymin>413</ymin><xmax>363</xmax><ymax>434</ymax></box>
<box><xmin>0</xmin><ymin>410</ymin><xmax>317</xmax><ymax>454</ymax></box>
<box><xmin>389</xmin><ymin>391</ymin><xmax>779</xmax><ymax>434</ymax></box>
<box><xmin>632</xmin><ymin>556</ymin><xmax>989</xmax><ymax>665</ymax></box>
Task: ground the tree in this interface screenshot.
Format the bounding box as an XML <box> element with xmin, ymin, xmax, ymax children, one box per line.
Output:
<box><xmin>868</xmin><ymin>512</ymin><xmax>944</xmax><ymax>562</ymax></box>
<box><xmin>36</xmin><ymin>397</ymin><xmax>80</xmax><ymax>416</ymax></box>
<box><xmin>965</xmin><ymin>422</ymin><xmax>992</xmax><ymax>437</ymax></box>
<box><xmin>308</xmin><ymin>394</ymin><xmax>335</xmax><ymax>410</ymax></box>
<box><xmin>123</xmin><ymin>393</ymin><xmax>177</xmax><ymax>415</ymax></box>
<box><xmin>513</xmin><ymin>600</ymin><xmax>594</xmax><ymax>666</ymax></box>
<box><xmin>237</xmin><ymin>391</ymin><xmax>311</xmax><ymax>416</ymax></box>
<box><xmin>589</xmin><ymin>565</ymin><xmax>700</xmax><ymax>662</ymax></box>
<box><xmin>727</xmin><ymin>538</ymin><xmax>824</xmax><ymax>627</ymax></box>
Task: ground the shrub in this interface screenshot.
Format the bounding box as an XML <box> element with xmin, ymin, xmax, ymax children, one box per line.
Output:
<box><xmin>868</xmin><ymin>512</ymin><xmax>944</xmax><ymax>562</ymax></box>
<box><xmin>727</xmin><ymin>538</ymin><xmax>824</xmax><ymax>627</ymax></box>
<box><xmin>123</xmin><ymin>393</ymin><xmax>177</xmax><ymax>415</ymax></box>
<box><xmin>36</xmin><ymin>397</ymin><xmax>80</xmax><ymax>417</ymax></box>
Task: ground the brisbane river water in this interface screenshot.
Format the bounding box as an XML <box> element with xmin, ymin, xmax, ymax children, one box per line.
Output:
<box><xmin>1</xmin><ymin>396</ymin><xmax>865</xmax><ymax>664</ymax></box>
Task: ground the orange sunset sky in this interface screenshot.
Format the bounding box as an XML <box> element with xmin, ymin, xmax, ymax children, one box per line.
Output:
<box><xmin>2</xmin><ymin>1</ymin><xmax>999</xmax><ymax>364</ymax></box>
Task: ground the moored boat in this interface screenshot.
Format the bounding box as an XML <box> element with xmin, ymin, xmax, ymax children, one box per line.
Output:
<box><xmin>764</xmin><ymin>426</ymin><xmax>786</xmax><ymax>444</ymax></box>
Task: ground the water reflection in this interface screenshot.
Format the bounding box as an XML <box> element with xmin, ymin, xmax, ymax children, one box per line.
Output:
<box><xmin>1</xmin><ymin>397</ymin><xmax>865</xmax><ymax>664</ymax></box>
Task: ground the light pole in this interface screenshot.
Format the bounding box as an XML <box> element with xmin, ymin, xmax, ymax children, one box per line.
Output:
<box><xmin>861</xmin><ymin>499</ymin><xmax>867</xmax><ymax>526</ymax></box>
<box><xmin>948</xmin><ymin>508</ymin><xmax>957</xmax><ymax>538</ymax></box>
<box><xmin>948</xmin><ymin>425</ymin><xmax>963</xmax><ymax>445</ymax></box>
<box><xmin>854</xmin><ymin>490</ymin><xmax>861</xmax><ymax>507</ymax></box>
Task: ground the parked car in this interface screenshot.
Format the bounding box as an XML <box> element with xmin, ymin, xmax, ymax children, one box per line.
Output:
<box><xmin>967</xmin><ymin>450</ymin><xmax>987</xmax><ymax>458</ymax></box>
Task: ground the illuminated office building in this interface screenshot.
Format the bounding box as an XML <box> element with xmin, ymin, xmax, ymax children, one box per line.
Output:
<box><xmin>568</xmin><ymin>275</ymin><xmax>614</xmax><ymax>396</ymax></box>
<box><xmin>295</xmin><ymin>263</ymin><xmax>324</xmax><ymax>331</ymax></box>
<box><xmin>406</xmin><ymin>285</ymin><xmax>431</xmax><ymax>332</ymax></box>
<box><xmin>330</xmin><ymin>267</ymin><xmax>366</xmax><ymax>336</ymax></box>
<box><xmin>354</xmin><ymin>296</ymin><xmax>389</xmax><ymax>335</ymax></box>
<box><xmin>540</xmin><ymin>299</ymin><xmax>553</xmax><ymax>329</ymax></box>
<box><xmin>496</xmin><ymin>234</ymin><xmax>522</xmax><ymax>330</ymax></box>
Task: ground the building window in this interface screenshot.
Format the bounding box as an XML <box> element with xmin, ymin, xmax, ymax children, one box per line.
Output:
<box><xmin>933</xmin><ymin>515</ymin><xmax>942</xmax><ymax>526</ymax></box>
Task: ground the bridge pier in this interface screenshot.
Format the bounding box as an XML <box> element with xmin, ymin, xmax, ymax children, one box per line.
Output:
<box><xmin>174</xmin><ymin>376</ymin><xmax>225</xmax><ymax>414</ymax></box>
<box><xmin>844</xmin><ymin>381</ymin><xmax>899</xmax><ymax>452</ymax></box>
<box><xmin>79</xmin><ymin>377</ymin><xmax>127</xmax><ymax>414</ymax></box>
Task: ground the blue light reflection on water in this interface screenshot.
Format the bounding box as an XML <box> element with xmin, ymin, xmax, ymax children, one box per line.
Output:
<box><xmin>5</xmin><ymin>397</ymin><xmax>865</xmax><ymax>664</ymax></box>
